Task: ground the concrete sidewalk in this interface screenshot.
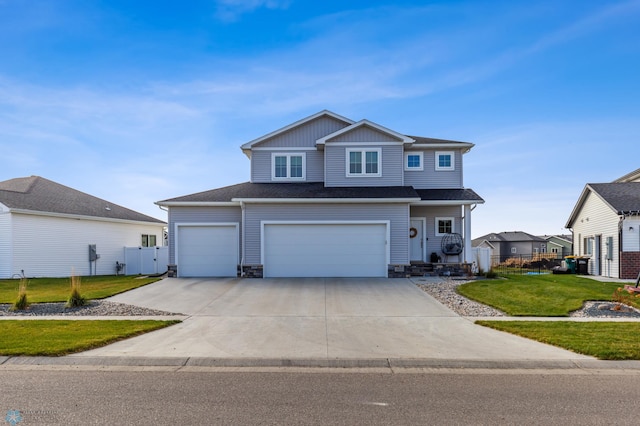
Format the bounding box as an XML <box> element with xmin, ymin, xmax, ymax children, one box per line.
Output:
<box><xmin>66</xmin><ymin>278</ymin><xmax>592</xmax><ymax>362</ymax></box>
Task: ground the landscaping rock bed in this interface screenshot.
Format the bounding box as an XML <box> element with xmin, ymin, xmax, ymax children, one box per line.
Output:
<box><xmin>0</xmin><ymin>300</ymin><xmax>182</xmax><ymax>317</ymax></box>
<box><xmin>413</xmin><ymin>277</ymin><xmax>640</xmax><ymax>318</ymax></box>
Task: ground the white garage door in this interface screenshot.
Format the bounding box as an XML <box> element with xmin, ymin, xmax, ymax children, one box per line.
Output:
<box><xmin>263</xmin><ymin>223</ymin><xmax>387</xmax><ymax>278</ymax></box>
<box><xmin>177</xmin><ymin>225</ymin><xmax>238</xmax><ymax>277</ymax></box>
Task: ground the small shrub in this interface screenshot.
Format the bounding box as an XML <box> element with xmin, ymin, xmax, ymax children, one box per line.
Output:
<box><xmin>485</xmin><ymin>269</ymin><xmax>498</xmax><ymax>279</ymax></box>
<box><xmin>11</xmin><ymin>277</ymin><xmax>30</xmax><ymax>311</ymax></box>
<box><xmin>66</xmin><ymin>273</ymin><xmax>86</xmax><ymax>308</ymax></box>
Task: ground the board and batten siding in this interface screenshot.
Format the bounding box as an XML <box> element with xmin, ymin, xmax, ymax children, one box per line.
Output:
<box><xmin>571</xmin><ymin>191</ymin><xmax>620</xmax><ymax>278</ymax></box>
<box><xmin>251</xmin><ymin>150</ymin><xmax>324</xmax><ymax>183</ymax></box>
<box><xmin>0</xmin><ymin>212</ymin><xmax>11</xmax><ymax>278</ymax></box>
<box><xmin>243</xmin><ymin>203</ymin><xmax>409</xmax><ymax>265</ymax></box>
<box><xmin>168</xmin><ymin>206</ymin><xmax>242</xmax><ymax>264</ymax></box>
<box><xmin>252</xmin><ymin>116</ymin><xmax>350</xmax><ymax>148</ymax></box>
<box><xmin>7</xmin><ymin>213</ymin><xmax>165</xmax><ymax>278</ymax></box>
<box><xmin>326</xmin><ymin>126</ymin><xmax>401</xmax><ymax>143</ymax></box>
<box><xmin>324</xmin><ymin>145</ymin><xmax>404</xmax><ymax>187</ymax></box>
<box><xmin>404</xmin><ymin>149</ymin><xmax>464</xmax><ymax>189</ymax></box>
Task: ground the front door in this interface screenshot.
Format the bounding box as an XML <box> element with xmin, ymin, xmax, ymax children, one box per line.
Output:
<box><xmin>410</xmin><ymin>218</ymin><xmax>425</xmax><ymax>262</ymax></box>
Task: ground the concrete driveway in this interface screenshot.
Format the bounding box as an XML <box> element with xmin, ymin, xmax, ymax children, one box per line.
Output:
<box><xmin>75</xmin><ymin>278</ymin><xmax>589</xmax><ymax>360</ymax></box>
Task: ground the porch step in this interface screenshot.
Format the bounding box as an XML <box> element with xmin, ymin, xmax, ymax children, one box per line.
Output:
<box><xmin>409</xmin><ymin>262</ymin><xmax>434</xmax><ymax>276</ymax></box>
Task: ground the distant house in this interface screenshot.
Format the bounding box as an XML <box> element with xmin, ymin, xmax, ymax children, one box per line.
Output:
<box><xmin>472</xmin><ymin>231</ymin><xmax>548</xmax><ymax>260</ymax></box>
<box><xmin>540</xmin><ymin>234</ymin><xmax>573</xmax><ymax>258</ymax></box>
<box><xmin>0</xmin><ymin>176</ymin><xmax>166</xmax><ymax>278</ymax></box>
<box><xmin>565</xmin><ymin>169</ymin><xmax>640</xmax><ymax>279</ymax></box>
<box><xmin>156</xmin><ymin>110</ymin><xmax>484</xmax><ymax>278</ymax></box>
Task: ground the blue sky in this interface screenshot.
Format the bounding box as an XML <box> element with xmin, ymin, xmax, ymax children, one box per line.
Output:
<box><xmin>1</xmin><ymin>0</ymin><xmax>638</xmax><ymax>238</ymax></box>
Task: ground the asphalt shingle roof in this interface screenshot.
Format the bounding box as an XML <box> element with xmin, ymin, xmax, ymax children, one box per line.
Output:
<box><xmin>589</xmin><ymin>182</ymin><xmax>640</xmax><ymax>215</ymax></box>
<box><xmin>0</xmin><ymin>176</ymin><xmax>165</xmax><ymax>224</ymax></box>
<box><xmin>159</xmin><ymin>182</ymin><xmax>485</xmax><ymax>204</ymax></box>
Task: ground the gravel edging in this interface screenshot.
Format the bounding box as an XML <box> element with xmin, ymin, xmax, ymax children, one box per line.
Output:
<box><xmin>413</xmin><ymin>278</ymin><xmax>640</xmax><ymax>318</ymax></box>
<box><xmin>0</xmin><ymin>300</ymin><xmax>183</xmax><ymax>317</ymax></box>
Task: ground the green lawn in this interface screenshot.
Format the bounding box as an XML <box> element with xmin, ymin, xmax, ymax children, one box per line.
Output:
<box><xmin>0</xmin><ymin>275</ymin><xmax>162</xmax><ymax>304</ymax></box>
<box><xmin>0</xmin><ymin>320</ymin><xmax>180</xmax><ymax>356</ymax></box>
<box><xmin>457</xmin><ymin>274</ymin><xmax>635</xmax><ymax>316</ymax></box>
<box><xmin>477</xmin><ymin>321</ymin><xmax>640</xmax><ymax>360</ymax></box>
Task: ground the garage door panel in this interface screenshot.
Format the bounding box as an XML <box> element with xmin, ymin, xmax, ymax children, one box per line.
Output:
<box><xmin>177</xmin><ymin>225</ymin><xmax>238</xmax><ymax>277</ymax></box>
<box><xmin>264</xmin><ymin>223</ymin><xmax>387</xmax><ymax>278</ymax></box>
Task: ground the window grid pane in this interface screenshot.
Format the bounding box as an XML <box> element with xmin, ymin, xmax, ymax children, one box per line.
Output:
<box><xmin>290</xmin><ymin>156</ymin><xmax>303</xmax><ymax>178</ymax></box>
<box><xmin>350</xmin><ymin>152</ymin><xmax>362</xmax><ymax>174</ymax></box>
<box><xmin>439</xmin><ymin>154</ymin><xmax>451</xmax><ymax>168</ymax></box>
<box><xmin>438</xmin><ymin>220</ymin><xmax>452</xmax><ymax>234</ymax></box>
<box><xmin>407</xmin><ymin>155</ymin><xmax>420</xmax><ymax>168</ymax></box>
<box><xmin>365</xmin><ymin>151</ymin><xmax>378</xmax><ymax>174</ymax></box>
<box><xmin>275</xmin><ymin>156</ymin><xmax>287</xmax><ymax>177</ymax></box>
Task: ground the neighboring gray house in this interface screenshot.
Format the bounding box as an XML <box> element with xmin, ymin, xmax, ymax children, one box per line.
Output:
<box><xmin>472</xmin><ymin>231</ymin><xmax>548</xmax><ymax>260</ymax></box>
<box><xmin>157</xmin><ymin>110</ymin><xmax>484</xmax><ymax>278</ymax></box>
<box><xmin>0</xmin><ymin>176</ymin><xmax>166</xmax><ymax>278</ymax></box>
<box><xmin>540</xmin><ymin>234</ymin><xmax>573</xmax><ymax>258</ymax></box>
<box><xmin>565</xmin><ymin>168</ymin><xmax>640</xmax><ymax>279</ymax></box>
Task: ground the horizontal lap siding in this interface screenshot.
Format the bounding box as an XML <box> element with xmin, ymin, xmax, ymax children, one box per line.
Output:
<box><xmin>168</xmin><ymin>206</ymin><xmax>242</xmax><ymax>264</ymax></box>
<box><xmin>10</xmin><ymin>214</ymin><xmax>165</xmax><ymax>278</ymax></box>
<box><xmin>325</xmin><ymin>145</ymin><xmax>403</xmax><ymax>187</ymax></box>
<box><xmin>410</xmin><ymin>206</ymin><xmax>462</xmax><ymax>260</ymax></box>
<box><xmin>0</xmin><ymin>213</ymin><xmax>11</xmax><ymax>278</ymax></box>
<box><xmin>404</xmin><ymin>149</ymin><xmax>464</xmax><ymax>189</ymax></box>
<box><xmin>244</xmin><ymin>203</ymin><xmax>409</xmax><ymax>265</ymax></box>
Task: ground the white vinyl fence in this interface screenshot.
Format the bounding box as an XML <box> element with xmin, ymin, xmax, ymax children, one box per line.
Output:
<box><xmin>472</xmin><ymin>247</ymin><xmax>492</xmax><ymax>273</ymax></box>
<box><xmin>122</xmin><ymin>247</ymin><xmax>169</xmax><ymax>276</ymax></box>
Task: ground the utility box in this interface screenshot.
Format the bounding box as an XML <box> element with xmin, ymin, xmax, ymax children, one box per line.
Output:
<box><xmin>576</xmin><ymin>257</ymin><xmax>590</xmax><ymax>275</ymax></box>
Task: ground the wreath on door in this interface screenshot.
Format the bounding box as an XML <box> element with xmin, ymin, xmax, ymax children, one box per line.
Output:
<box><xmin>409</xmin><ymin>227</ymin><xmax>418</xmax><ymax>238</ymax></box>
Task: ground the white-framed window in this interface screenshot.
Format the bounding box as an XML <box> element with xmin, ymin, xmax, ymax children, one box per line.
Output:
<box><xmin>435</xmin><ymin>151</ymin><xmax>455</xmax><ymax>171</ymax></box>
<box><xmin>272</xmin><ymin>153</ymin><xmax>306</xmax><ymax>180</ymax></box>
<box><xmin>346</xmin><ymin>148</ymin><xmax>382</xmax><ymax>177</ymax></box>
<box><xmin>435</xmin><ymin>217</ymin><xmax>454</xmax><ymax>236</ymax></box>
<box><xmin>404</xmin><ymin>152</ymin><xmax>423</xmax><ymax>171</ymax></box>
<box><xmin>142</xmin><ymin>234</ymin><xmax>157</xmax><ymax>247</ymax></box>
<box><xmin>511</xmin><ymin>247</ymin><xmax>517</xmax><ymax>254</ymax></box>
<box><xmin>551</xmin><ymin>247</ymin><xmax>559</xmax><ymax>254</ymax></box>
<box><xmin>584</xmin><ymin>237</ymin><xmax>594</xmax><ymax>255</ymax></box>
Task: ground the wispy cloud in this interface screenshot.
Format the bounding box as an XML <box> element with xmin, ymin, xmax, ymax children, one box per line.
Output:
<box><xmin>214</xmin><ymin>0</ymin><xmax>291</xmax><ymax>22</ymax></box>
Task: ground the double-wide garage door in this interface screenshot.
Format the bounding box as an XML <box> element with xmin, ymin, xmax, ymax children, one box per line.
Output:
<box><xmin>177</xmin><ymin>225</ymin><xmax>238</xmax><ymax>277</ymax></box>
<box><xmin>263</xmin><ymin>223</ymin><xmax>388</xmax><ymax>278</ymax></box>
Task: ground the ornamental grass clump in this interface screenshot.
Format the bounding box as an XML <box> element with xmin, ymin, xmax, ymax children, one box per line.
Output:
<box><xmin>66</xmin><ymin>272</ymin><xmax>86</xmax><ymax>308</ymax></box>
<box><xmin>11</xmin><ymin>277</ymin><xmax>29</xmax><ymax>311</ymax></box>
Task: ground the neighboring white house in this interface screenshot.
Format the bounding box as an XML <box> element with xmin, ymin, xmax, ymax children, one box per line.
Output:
<box><xmin>565</xmin><ymin>168</ymin><xmax>640</xmax><ymax>279</ymax></box>
<box><xmin>0</xmin><ymin>176</ymin><xmax>166</xmax><ymax>278</ymax></box>
<box><xmin>157</xmin><ymin>110</ymin><xmax>484</xmax><ymax>278</ymax></box>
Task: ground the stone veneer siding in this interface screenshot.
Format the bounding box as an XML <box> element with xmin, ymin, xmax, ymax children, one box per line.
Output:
<box><xmin>620</xmin><ymin>252</ymin><xmax>640</xmax><ymax>280</ymax></box>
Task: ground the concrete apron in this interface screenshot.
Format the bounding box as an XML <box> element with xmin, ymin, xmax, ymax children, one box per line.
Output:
<box><xmin>71</xmin><ymin>278</ymin><xmax>590</xmax><ymax>361</ymax></box>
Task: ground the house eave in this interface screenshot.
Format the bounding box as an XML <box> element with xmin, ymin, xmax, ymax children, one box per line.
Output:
<box><xmin>407</xmin><ymin>142</ymin><xmax>475</xmax><ymax>153</ymax></box>
<box><xmin>232</xmin><ymin>197</ymin><xmax>421</xmax><ymax>204</ymax></box>
<box><xmin>156</xmin><ymin>201</ymin><xmax>240</xmax><ymax>207</ymax></box>
<box><xmin>8</xmin><ymin>208</ymin><xmax>166</xmax><ymax>226</ymax></box>
<box><xmin>410</xmin><ymin>200</ymin><xmax>485</xmax><ymax>206</ymax></box>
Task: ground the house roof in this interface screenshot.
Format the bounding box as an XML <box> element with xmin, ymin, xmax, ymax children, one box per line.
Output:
<box><xmin>472</xmin><ymin>231</ymin><xmax>546</xmax><ymax>244</ymax></box>
<box><xmin>0</xmin><ymin>176</ymin><xmax>165</xmax><ymax>224</ymax></box>
<box><xmin>566</xmin><ymin>182</ymin><xmax>640</xmax><ymax>227</ymax></box>
<box><xmin>157</xmin><ymin>182</ymin><xmax>484</xmax><ymax>205</ymax></box>
<box><xmin>614</xmin><ymin>168</ymin><xmax>640</xmax><ymax>183</ymax></box>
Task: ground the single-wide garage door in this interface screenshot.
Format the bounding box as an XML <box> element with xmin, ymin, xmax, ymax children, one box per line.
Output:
<box><xmin>177</xmin><ymin>225</ymin><xmax>238</xmax><ymax>277</ymax></box>
<box><xmin>263</xmin><ymin>223</ymin><xmax>387</xmax><ymax>278</ymax></box>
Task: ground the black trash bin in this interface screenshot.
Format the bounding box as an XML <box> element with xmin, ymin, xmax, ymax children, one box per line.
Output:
<box><xmin>576</xmin><ymin>257</ymin><xmax>589</xmax><ymax>275</ymax></box>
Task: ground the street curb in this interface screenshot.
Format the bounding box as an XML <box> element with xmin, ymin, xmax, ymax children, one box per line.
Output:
<box><xmin>3</xmin><ymin>356</ymin><xmax>640</xmax><ymax>370</ymax></box>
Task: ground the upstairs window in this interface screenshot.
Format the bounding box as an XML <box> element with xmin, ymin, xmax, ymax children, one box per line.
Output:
<box><xmin>436</xmin><ymin>151</ymin><xmax>455</xmax><ymax>171</ymax></box>
<box><xmin>272</xmin><ymin>153</ymin><xmax>305</xmax><ymax>180</ymax></box>
<box><xmin>405</xmin><ymin>152</ymin><xmax>423</xmax><ymax>171</ymax></box>
<box><xmin>346</xmin><ymin>148</ymin><xmax>381</xmax><ymax>177</ymax></box>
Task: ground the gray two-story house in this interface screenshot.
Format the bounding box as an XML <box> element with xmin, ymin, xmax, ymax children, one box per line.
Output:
<box><xmin>157</xmin><ymin>110</ymin><xmax>484</xmax><ymax>278</ymax></box>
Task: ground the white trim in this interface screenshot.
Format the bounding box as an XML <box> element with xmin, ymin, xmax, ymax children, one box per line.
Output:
<box><xmin>8</xmin><ymin>208</ymin><xmax>165</xmax><ymax>226</ymax></box>
<box><xmin>317</xmin><ymin>119</ymin><xmax>415</xmax><ymax>145</ymax></box>
<box><xmin>346</xmin><ymin>148</ymin><xmax>382</xmax><ymax>177</ymax></box>
<box><xmin>410</xmin><ymin>217</ymin><xmax>427</xmax><ymax>262</ymax></box>
<box><xmin>404</xmin><ymin>152</ymin><xmax>424</xmax><ymax>171</ymax></box>
<box><xmin>435</xmin><ymin>217</ymin><xmax>454</xmax><ymax>236</ymax></box>
<box><xmin>174</xmin><ymin>222</ymin><xmax>240</xmax><ymax>277</ymax></box>
<box><xmin>233</xmin><ymin>198</ymin><xmax>418</xmax><ymax>204</ymax></box>
<box><xmin>409</xmin><ymin>142</ymin><xmax>474</xmax><ymax>151</ymax></box>
<box><xmin>324</xmin><ymin>141</ymin><xmax>404</xmax><ymax>146</ymax></box>
<box><xmin>410</xmin><ymin>200</ymin><xmax>484</xmax><ymax>206</ymax></box>
<box><xmin>435</xmin><ymin>151</ymin><xmax>455</xmax><ymax>171</ymax></box>
<box><xmin>252</xmin><ymin>147</ymin><xmax>317</xmax><ymax>151</ymax></box>
<box><xmin>260</xmin><ymin>220</ymin><xmax>391</xmax><ymax>267</ymax></box>
<box><xmin>271</xmin><ymin>152</ymin><xmax>306</xmax><ymax>181</ymax></box>
<box><xmin>157</xmin><ymin>201</ymin><xmax>240</xmax><ymax>207</ymax></box>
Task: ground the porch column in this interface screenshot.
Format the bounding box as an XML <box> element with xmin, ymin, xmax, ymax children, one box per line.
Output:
<box><xmin>463</xmin><ymin>204</ymin><xmax>472</xmax><ymax>263</ymax></box>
